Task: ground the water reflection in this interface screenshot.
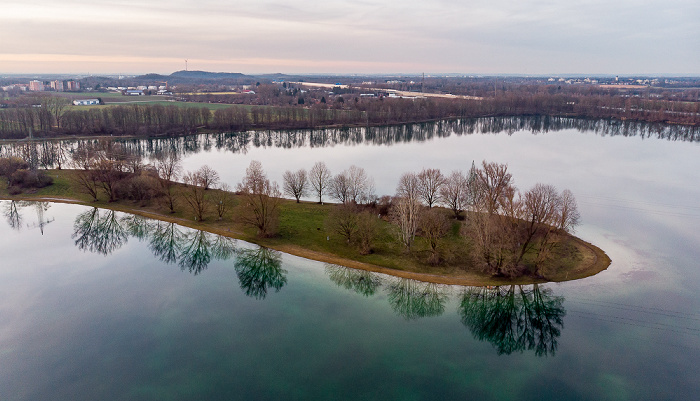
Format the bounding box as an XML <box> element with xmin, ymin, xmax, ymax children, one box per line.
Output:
<box><xmin>234</xmin><ymin>247</ymin><xmax>287</xmax><ymax>300</ymax></box>
<box><xmin>3</xmin><ymin>200</ymin><xmax>24</xmax><ymax>230</ymax></box>
<box><xmin>69</xmin><ymin>207</ymin><xmax>236</xmax><ymax>275</ymax></box>
<box><xmin>324</xmin><ymin>264</ymin><xmax>566</xmax><ymax>356</ymax></box>
<box><xmin>64</xmin><ymin>207</ymin><xmax>291</xmax><ymax>297</ymax></box>
<box><xmin>324</xmin><ymin>264</ymin><xmax>450</xmax><ymax>320</ymax></box>
<box><xmin>3</xmin><ymin>201</ymin><xmax>53</xmax><ymax>233</ymax></box>
<box><xmin>3</xmin><ymin>117</ymin><xmax>697</xmax><ymax>162</ymax></box>
<box><xmin>387</xmin><ymin>279</ymin><xmax>449</xmax><ymax>320</ymax></box>
<box><xmin>72</xmin><ymin>208</ymin><xmax>128</xmax><ymax>255</ymax></box>
<box><xmin>121</xmin><ymin>214</ymin><xmax>152</xmax><ymax>241</ymax></box>
<box><xmin>149</xmin><ymin>221</ymin><xmax>185</xmax><ymax>264</ymax></box>
<box><xmin>8</xmin><ymin>202</ymin><xmax>567</xmax><ymax>356</ymax></box>
<box><xmin>459</xmin><ymin>285</ymin><xmax>565</xmax><ymax>356</ymax></box>
<box><xmin>325</xmin><ymin>264</ymin><xmax>383</xmax><ymax>297</ymax></box>
<box><xmin>177</xmin><ymin>231</ymin><xmax>236</xmax><ymax>275</ymax></box>
<box><xmin>178</xmin><ymin>230</ymin><xmax>214</xmax><ymax>275</ymax></box>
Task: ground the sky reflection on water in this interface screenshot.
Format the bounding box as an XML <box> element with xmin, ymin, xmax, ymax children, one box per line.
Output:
<box><xmin>1</xmin><ymin>118</ymin><xmax>699</xmax><ymax>400</ymax></box>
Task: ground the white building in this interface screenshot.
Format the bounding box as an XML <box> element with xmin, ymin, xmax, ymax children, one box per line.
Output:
<box><xmin>73</xmin><ymin>99</ymin><xmax>100</xmax><ymax>106</ymax></box>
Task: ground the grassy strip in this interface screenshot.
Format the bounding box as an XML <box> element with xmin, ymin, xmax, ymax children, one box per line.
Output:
<box><xmin>0</xmin><ymin>169</ymin><xmax>610</xmax><ymax>286</ymax></box>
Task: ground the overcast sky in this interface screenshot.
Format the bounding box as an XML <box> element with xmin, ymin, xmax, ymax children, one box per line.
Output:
<box><xmin>2</xmin><ymin>0</ymin><xmax>698</xmax><ymax>75</ymax></box>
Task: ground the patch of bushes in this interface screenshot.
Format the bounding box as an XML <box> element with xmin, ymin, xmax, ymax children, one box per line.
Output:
<box><xmin>9</xmin><ymin>169</ymin><xmax>54</xmax><ymax>189</ymax></box>
<box><xmin>114</xmin><ymin>172</ymin><xmax>161</xmax><ymax>205</ymax></box>
<box><xmin>0</xmin><ymin>157</ymin><xmax>29</xmax><ymax>177</ymax></box>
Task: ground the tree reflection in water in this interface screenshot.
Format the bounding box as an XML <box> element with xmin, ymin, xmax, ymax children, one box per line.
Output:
<box><xmin>71</xmin><ymin>209</ymin><xmax>237</xmax><ymax>274</ymax></box>
<box><xmin>149</xmin><ymin>222</ymin><xmax>185</xmax><ymax>264</ymax></box>
<box><xmin>459</xmin><ymin>284</ymin><xmax>565</xmax><ymax>356</ymax></box>
<box><xmin>178</xmin><ymin>230</ymin><xmax>213</xmax><ymax>275</ymax></box>
<box><xmin>387</xmin><ymin>278</ymin><xmax>449</xmax><ymax>320</ymax></box>
<box><xmin>72</xmin><ymin>208</ymin><xmax>128</xmax><ymax>255</ymax></box>
<box><xmin>234</xmin><ymin>247</ymin><xmax>287</xmax><ymax>300</ymax></box>
<box><xmin>64</xmin><ymin>205</ymin><xmax>568</xmax><ymax>347</ymax></box>
<box><xmin>324</xmin><ymin>264</ymin><xmax>384</xmax><ymax>297</ymax></box>
<box><xmin>8</xmin><ymin>116</ymin><xmax>696</xmax><ymax>168</ymax></box>
<box><xmin>121</xmin><ymin>214</ymin><xmax>154</xmax><ymax>241</ymax></box>
<box><xmin>3</xmin><ymin>200</ymin><xmax>24</xmax><ymax>231</ymax></box>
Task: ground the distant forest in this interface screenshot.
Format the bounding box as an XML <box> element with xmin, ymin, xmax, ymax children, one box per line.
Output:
<box><xmin>1</xmin><ymin>75</ymin><xmax>698</xmax><ymax>139</ymax></box>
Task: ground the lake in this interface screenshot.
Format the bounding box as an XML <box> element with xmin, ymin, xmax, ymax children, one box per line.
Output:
<box><xmin>1</xmin><ymin>117</ymin><xmax>699</xmax><ymax>400</ymax></box>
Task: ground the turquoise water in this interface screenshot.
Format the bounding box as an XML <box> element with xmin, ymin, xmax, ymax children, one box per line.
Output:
<box><xmin>1</xmin><ymin>119</ymin><xmax>699</xmax><ymax>400</ymax></box>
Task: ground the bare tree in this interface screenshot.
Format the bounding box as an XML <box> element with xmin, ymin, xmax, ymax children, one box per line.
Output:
<box><xmin>463</xmin><ymin>162</ymin><xmax>520</xmax><ymax>277</ymax></box>
<box><xmin>197</xmin><ymin>165</ymin><xmax>220</xmax><ymax>190</ymax></box>
<box><xmin>154</xmin><ymin>151</ymin><xmax>182</xmax><ymax>213</ymax></box>
<box><xmin>327</xmin><ymin>203</ymin><xmax>358</xmax><ymax>244</ymax></box>
<box><xmin>464</xmin><ymin>209</ymin><xmax>520</xmax><ymax>277</ymax></box>
<box><xmin>557</xmin><ymin>189</ymin><xmax>580</xmax><ymax>234</ymax></box>
<box><xmin>356</xmin><ymin>211</ymin><xmax>379</xmax><ymax>255</ymax></box>
<box><xmin>309</xmin><ymin>161</ymin><xmax>331</xmax><ymax>203</ymax></box>
<box><xmin>396</xmin><ymin>172</ymin><xmax>421</xmax><ymax>201</ymax></box>
<box><xmin>327</xmin><ymin>204</ymin><xmax>379</xmax><ymax>255</ymax></box>
<box><xmin>182</xmin><ymin>170</ymin><xmax>209</xmax><ymax>221</ymax></box>
<box><xmin>238</xmin><ymin>161</ymin><xmax>281</xmax><ymax>237</ymax></box>
<box><xmin>419</xmin><ymin>209</ymin><xmax>451</xmax><ymax>265</ymax></box>
<box><xmin>475</xmin><ymin>161</ymin><xmax>513</xmax><ymax>215</ymax></box>
<box><xmin>518</xmin><ymin>183</ymin><xmax>560</xmax><ymax>264</ymax></box>
<box><xmin>42</xmin><ymin>95</ymin><xmax>70</xmax><ymax>129</ymax></box>
<box><xmin>328</xmin><ymin>172</ymin><xmax>352</xmax><ymax>204</ymax></box>
<box><xmin>70</xmin><ymin>143</ymin><xmax>100</xmax><ymax>201</ymax></box>
<box><xmin>213</xmin><ymin>183</ymin><xmax>234</xmax><ymax>220</ymax></box>
<box><xmin>282</xmin><ymin>168</ymin><xmax>308</xmax><ymax>202</ymax></box>
<box><xmin>392</xmin><ymin>172</ymin><xmax>424</xmax><ymax>251</ymax></box>
<box><xmin>417</xmin><ymin>168</ymin><xmax>445</xmax><ymax>207</ymax></box>
<box><xmin>391</xmin><ymin>199</ymin><xmax>423</xmax><ymax>252</ymax></box>
<box><xmin>439</xmin><ymin>170</ymin><xmax>469</xmax><ymax>218</ymax></box>
<box><xmin>239</xmin><ymin>160</ymin><xmax>267</xmax><ymax>194</ymax></box>
<box><xmin>348</xmin><ymin>165</ymin><xmax>375</xmax><ymax>204</ymax></box>
<box><xmin>535</xmin><ymin>188</ymin><xmax>581</xmax><ymax>267</ymax></box>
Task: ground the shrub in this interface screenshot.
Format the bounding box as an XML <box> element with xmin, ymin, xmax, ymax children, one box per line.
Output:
<box><xmin>128</xmin><ymin>174</ymin><xmax>160</xmax><ymax>204</ymax></box>
<box><xmin>0</xmin><ymin>157</ymin><xmax>29</xmax><ymax>177</ymax></box>
<box><xmin>113</xmin><ymin>173</ymin><xmax>160</xmax><ymax>204</ymax></box>
<box><xmin>9</xmin><ymin>169</ymin><xmax>53</xmax><ymax>189</ymax></box>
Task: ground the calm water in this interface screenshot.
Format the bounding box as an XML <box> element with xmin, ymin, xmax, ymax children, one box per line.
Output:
<box><xmin>1</xmin><ymin>118</ymin><xmax>699</xmax><ymax>400</ymax></box>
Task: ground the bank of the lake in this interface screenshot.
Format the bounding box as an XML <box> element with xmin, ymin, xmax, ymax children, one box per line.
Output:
<box><xmin>1</xmin><ymin>169</ymin><xmax>610</xmax><ymax>286</ymax></box>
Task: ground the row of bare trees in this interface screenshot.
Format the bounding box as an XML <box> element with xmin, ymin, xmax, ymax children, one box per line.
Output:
<box><xmin>0</xmin><ymin>103</ymin><xmax>210</xmax><ymax>138</ymax></box>
<box><xmin>281</xmin><ymin>162</ymin><xmax>375</xmax><ymax>205</ymax></box>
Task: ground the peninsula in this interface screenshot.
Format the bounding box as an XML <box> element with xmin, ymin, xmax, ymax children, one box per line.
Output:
<box><xmin>0</xmin><ymin>163</ymin><xmax>610</xmax><ymax>286</ymax></box>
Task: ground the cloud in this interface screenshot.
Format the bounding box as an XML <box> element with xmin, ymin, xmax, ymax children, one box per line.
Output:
<box><xmin>1</xmin><ymin>0</ymin><xmax>698</xmax><ymax>74</ymax></box>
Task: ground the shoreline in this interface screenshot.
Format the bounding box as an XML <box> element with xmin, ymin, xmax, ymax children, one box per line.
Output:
<box><xmin>0</xmin><ymin>195</ymin><xmax>611</xmax><ymax>286</ymax></box>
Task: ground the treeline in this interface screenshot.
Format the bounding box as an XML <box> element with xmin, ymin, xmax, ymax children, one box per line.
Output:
<box><xmin>0</xmin><ymin>104</ymin><xmax>210</xmax><ymax>139</ymax></box>
<box><xmin>154</xmin><ymin>93</ymin><xmax>700</xmax><ymax>129</ymax></box>
<box><xmin>1</xmin><ymin>92</ymin><xmax>698</xmax><ymax>139</ymax></box>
